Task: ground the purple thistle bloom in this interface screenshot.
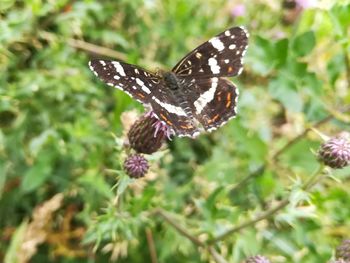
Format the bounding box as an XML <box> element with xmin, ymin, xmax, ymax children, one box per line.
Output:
<box><xmin>231</xmin><ymin>4</ymin><xmax>246</xmax><ymax>17</ymax></box>
<box><xmin>127</xmin><ymin>111</ymin><xmax>174</xmax><ymax>154</ymax></box>
<box><xmin>318</xmin><ymin>132</ymin><xmax>350</xmax><ymax>169</ymax></box>
<box><xmin>123</xmin><ymin>154</ymin><xmax>149</xmax><ymax>178</ymax></box>
<box><xmin>145</xmin><ymin>111</ymin><xmax>175</xmax><ymax>139</ymax></box>
<box><xmin>245</xmin><ymin>255</ymin><xmax>271</xmax><ymax>263</ymax></box>
<box><xmin>295</xmin><ymin>0</ymin><xmax>318</xmax><ymax>9</ymax></box>
<box><xmin>336</xmin><ymin>239</ymin><xmax>350</xmax><ymax>261</ymax></box>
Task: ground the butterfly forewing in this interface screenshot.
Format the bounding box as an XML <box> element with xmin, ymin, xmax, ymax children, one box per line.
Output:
<box><xmin>172</xmin><ymin>26</ymin><xmax>248</xmax><ymax>78</ymax></box>
<box><xmin>89</xmin><ymin>59</ymin><xmax>160</xmax><ymax>105</ymax></box>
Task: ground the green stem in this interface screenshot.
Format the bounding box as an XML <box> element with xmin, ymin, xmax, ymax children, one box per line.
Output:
<box><xmin>302</xmin><ymin>164</ymin><xmax>325</xmax><ymax>190</ymax></box>
<box><xmin>209</xmin><ymin>165</ymin><xmax>325</xmax><ymax>244</ymax></box>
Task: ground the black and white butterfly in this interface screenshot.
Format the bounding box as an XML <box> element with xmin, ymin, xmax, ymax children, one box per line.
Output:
<box><xmin>89</xmin><ymin>26</ymin><xmax>248</xmax><ymax>137</ymax></box>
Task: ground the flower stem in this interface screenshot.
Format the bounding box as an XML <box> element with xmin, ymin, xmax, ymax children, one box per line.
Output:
<box><xmin>154</xmin><ymin>209</ymin><xmax>204</xmax><ymax>247</ymax></box>
<box><xmin>154</xmin><ymin>209</ymin><xmax>229</xmax><ymax>263</ymax></box>
<box><xmin>209</xmin><ymin>164</ymin><xmax>326</xmax><ymax>244</ymax></box>
<box><xmin>146</xmin><ymin>227</ymin><xmax>158</xmax><ymax>263</ymax></box>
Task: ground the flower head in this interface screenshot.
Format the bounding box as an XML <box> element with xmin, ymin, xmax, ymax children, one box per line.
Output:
<box><xmin>318</xmin><ymin>132</ymin><xmax>350</xmax><ymax>169</ymax></box>
<box><xmin>245</xmin><ymin>255</ymin><xmax>271</xmax><ymax>263</ymax></box>
<box><xmin>295</xmin><ymin>0</ymin><xmax>318</xmax><ymax>9</ymax></box>
<box><xmin>127</xmin><ymin>111</ymin><xmax>174</xmax><ymax>154</ymax></box>
<box><xmin>336</xmin><ymin>239</ymin><xmax>350</xmax><ymax>261</ymax></box>
<box><xmin>231</xmin><ymin>4</ymin><xmax>246</xmax><ymax>18</ymax></box>
<box><xmin>123</xmin><ymin>154</ymin><xmax>149</xmax><ymax>178</ymax></box>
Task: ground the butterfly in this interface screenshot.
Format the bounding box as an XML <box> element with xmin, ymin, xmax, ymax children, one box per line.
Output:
<box><xmin>89</xmin><ymin>26</ymin><xmax>248</xmax><ymax>137</ymax></box>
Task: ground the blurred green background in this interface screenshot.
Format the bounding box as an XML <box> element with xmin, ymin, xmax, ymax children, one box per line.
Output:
<box><xmin>1</xmin><ymin>0</ymin><xmax>350</xmax><ymax>262</ymax></box>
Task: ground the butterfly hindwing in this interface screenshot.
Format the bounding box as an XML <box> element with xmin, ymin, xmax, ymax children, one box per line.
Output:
<box><xmin>150</xmin><ymin>99</ymin><xmax>200</xmax><ymax>137</ymax></box>
<box><xmin>193</xmin><ymin>78</ymin><xmax>239</xmax><ymax>131</ymax></box>
<box><xmin>172</xmin><ymin>26</ymin><xmax>248</xmax><ymax>78</ymax></box>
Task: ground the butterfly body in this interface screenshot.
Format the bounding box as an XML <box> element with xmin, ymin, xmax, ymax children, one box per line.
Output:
<box><xmin>162</xmin><ymin>71</ymin><xmax>180</xmax><ymax>91</ymax></box>
<box><xmin>89</xmin><ymin>26</ymin><xmax>249</xmax><ymax>137</ymax></box>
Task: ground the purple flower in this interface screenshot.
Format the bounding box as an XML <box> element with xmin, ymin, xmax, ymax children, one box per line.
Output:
<box><xmin>127</xmin><ymin>111</ymin><xmax>174</xmax><ymax>154</ymax></box>
<box><xmin>123</xmin><ymin>154</ymin><xmax>149</xmax><ymax>178</ymax></box>
<box><xmin>231</xmin><ymin>4</ymin><xmax>246</xmax><ymax>17</ymax></box>
<box><xmin>318</xmin><ymin>132</ymin><xmax>350</xmax><ymax>169</ymax></box>
<box><xmin>295</xmin><ymin>0</ymin><xmax>318</xmax><ymax>9</ymax></box>
<box><xmin>245</xmin><ymin>255</ymin><xmax>271</xmax><ymax>263</ymax></box>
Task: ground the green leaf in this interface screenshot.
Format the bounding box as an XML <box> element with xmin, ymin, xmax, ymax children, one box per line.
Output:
<box><xmin>21</xmin><ymin>154</ymin><xmax>52</xmax><ymax>193</ymax></box>
<box><xmin>4</xmin><ymin>220</ymin><xmax>28</xmax><ymax>263</ymax></box>
<box><xmin>269</xmin><ymin>77</ymin><xmax>303</xmax><ymax>112</ymax></box>
<box><xmin>246</xmin><ymin>36</ymin><xmax>276</xmax><ymax>75</ymax></box>
<box><xmin>327</xmin><ymin>53</ymin><xmax>346</xmax><ymax>85</ymax></box>
<box><xmin>292</xmin><ymin>31</ymin><xmax>316</xmax><ymax>57</ymax></box>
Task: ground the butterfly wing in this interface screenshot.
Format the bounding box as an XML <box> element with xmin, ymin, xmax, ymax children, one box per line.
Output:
<box><xmin>89</xmin><ymin>59</ymin><xmax>161</xmax><ymax>105</ymax></box>
<box><xmin>180</xmin><ymin>77</ymin><xmax>239</xmax><ymax>131</ymax></box>
<box><xmin>172</xmin><ymin>26</ymin><xmax>248</xmax><ymax>78</ymax></box>
<box><xmin>89</xmin><ymin>59</ymin><xmax>200</xmax><ymax>137</ymax></box>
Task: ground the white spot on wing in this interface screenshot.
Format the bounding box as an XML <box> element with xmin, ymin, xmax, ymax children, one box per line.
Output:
<box><xmin>208</xmin><ymin>37</ymin><xmax>225</xmax><ymax>51</ymax></box>
<box><xmin>195</xmin><ymin>52</ymin><xmax>202</xmax><ymax>59</ymax></box>
<box><xmin>136</xmin><ymin>78</ymin><xmax>151</xmax><ymax>94</ymax></box>
<box><xmin>88</xmin><ymin>61</ymin><xmax>98</xmax><ymax>76</ymax></box>
<box><xmin>99</xmin><ymin>60</ymin><xmax>106</xmax><ymax>66</ymax></box>
<box><xmin>194</xmin><ymin>78</ymin><xmax>218</xmax><ymax>115</ymax></box>
<box><xmin>225</xmin><ymin>30</ymin><xmax>231</xmax><ymax>36</ymax></box>
<box><xmin>152</xmin><ymin>96</ymin><xmax>187</xmax><ymax>116</ymax></box>
<box><xmin>229</xmin><ymin>44</ymin><xmax>236</xmax><ymax>50</ymax></box>
<box><xmin>208</xmin><ymin>58</ymin><xmax>220</xmax><ymax>74</ymax></box>
<box><xmin>112</xmin><ymin>61</ymin><xmax>126</xmax><ymax>76</ymax></box>
<box><xmin>224</xmin><ymin>59</ymin><xmax>229</xmax><ymax>64</ymax></box>
<box><xmin>240</xmin><ymin>26</ymin><xmax>250</xmax><ymax>38</ymax></box>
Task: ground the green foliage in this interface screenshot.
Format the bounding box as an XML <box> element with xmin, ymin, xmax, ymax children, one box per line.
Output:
<box><xmin>1</xmin><ymin>1</ymin><xmax>350</xmax><ymax>263</ymax></box>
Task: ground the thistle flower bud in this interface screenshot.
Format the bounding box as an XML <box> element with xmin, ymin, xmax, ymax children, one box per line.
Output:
<box><xmin>245</xmin><ymin>255</ymin><xmax>271</xmax><ymax>263</ymax></box>
<box><xmin>127</xmin><ymin>111</ymin><xmax>174</xmax><ymax>154</ymax></box>
<box><xmin>123</xmin><ymin>154</ymin><xmax>149</xmax><ymax>179</ymax></box>
<box><xmin>336</xmin><ymin>239</ymin><xmax>350</xmax><ymax>261</ymax></box>
<box><xmin>318</xmin><ymin>132</ymin><xmax>350</xmax><ymax>169</ymax></box>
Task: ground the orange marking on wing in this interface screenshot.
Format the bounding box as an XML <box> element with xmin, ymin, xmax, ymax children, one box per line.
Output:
<box><xmin>226</xmin><ymin>92</ymin><xmax>232</xmax><ymax>108</ymax></box>
<box><xmin>138</xmin><ymin>93</ymin><xmax>145</xmax><ymax>98</ymax></box>
<box><xmin>228</xmin><ymin>66</ymin><xmax>233</xmax><ymax>73</ymax></box>
<box><xmin>180</xmin><ymin>125</ymin><xmax>193</xmax><ymax>130</ymax></box>
<box><xmin>208</xmin><ymin>114</ymin><xmax>220</xmax><ymax>124</ymax></box>
<box><xmin>160</xmin><ymin>113</ymin><xmax>173</xmax><ymax>126</ymax></box>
